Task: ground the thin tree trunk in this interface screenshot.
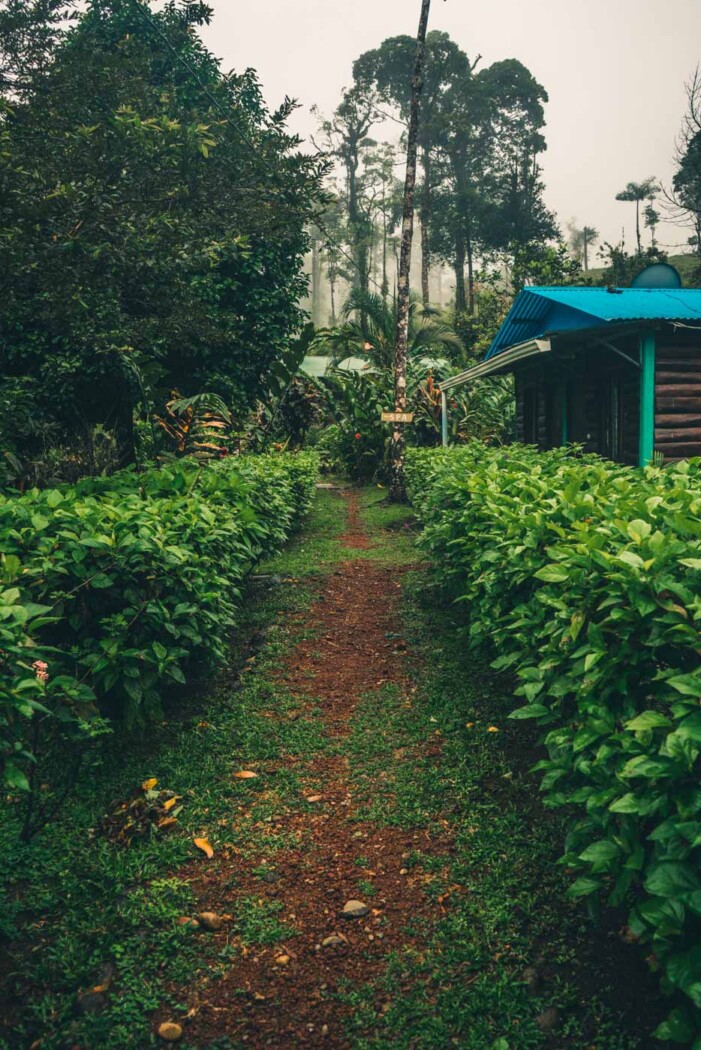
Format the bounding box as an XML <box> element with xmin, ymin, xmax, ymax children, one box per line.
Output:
<box><xmin>636</xmin><ymin>199</ymin><xmax>641</xmax><ymax>255</ymax></box>
<box><xmin>390</xmin><ymin>0</ymin><xmax>432</xmax><ymax>503</ymax></box>
<box><xmin>329</xmin><ymin>273</ymin><xmax>336</xmax><ymax>326</ymax></box>
<box><xmin>382</xmin><ymin>181</ymin><xmax>389</xmax><ymax>300</ymax></box>
<box><xmin>466</xmin><ymin>219</ymin><xmax>475</xmax><ymax>316</ymax></box>
<box><xmin>420</xmin><ymin>212</ymin><xmax>430</xmax><ymax>307</ymax></box>
<box><xmin>114</xmin><ymin>396</ymin><xmax>135</xmax><ymax>468</ymax></box>
<box><xmin>311</xmin><ymin>240</ymin><xmax>322</xmax><ymax>326</ymax></box>
<box><xmin>454</xmin><ymin>231</ymin><xmax>466</xmax><ymax>313</ymax></box>
<box><xmin>583</xmin><ymin>235</ymin><xmax>589</xmax><ymax>272</ymax></box>
<box><xmin>420</xmin><ymin>150</ymin><xmax>431</xmax><ymax>307</ymax></box>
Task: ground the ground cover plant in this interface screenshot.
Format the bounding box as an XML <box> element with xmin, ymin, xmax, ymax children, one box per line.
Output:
<box><xmin>0</xmin><ymin>451</ymin><xmax>319</xmax><ymax>809</ymax></box>
<box><xmin>406</xmin><ymin>442</ymin><xmax>701</xmax><ymax>1043</ymax></box>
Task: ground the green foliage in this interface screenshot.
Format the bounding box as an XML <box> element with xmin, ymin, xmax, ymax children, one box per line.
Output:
<box><xmin>155</xmin><ymin>391</ymin><xmax>232</xmax><ymax>460</ymax></box>
<box><xmin>316</xmin><ymin>372</ymin><xmax>390</xmax><ymax>480</ymax></box>
<box><xmin>315</xmin><ymin>290</ymin><xmax>464</xmax><ymax>369</ymax></box>
<box><xmin>0</xmin><ymin>0</ymin><xmax>323</xmax><ymax>461</ymax></box>
<box><xmin>407</xmin><ymin>442</ymin><xmax>701</xmax><ymax>1041</ymax></box>
<box><xmin>0</xmin><ymin>452</ymin><xmax>319</xmax><ymax>794</ymax></box>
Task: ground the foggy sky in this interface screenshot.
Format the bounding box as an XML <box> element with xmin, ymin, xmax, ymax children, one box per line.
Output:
<box><xmin>200</xmin><ymin>0</ymin><xmax>701</xmax><ymax>259</ymax></box>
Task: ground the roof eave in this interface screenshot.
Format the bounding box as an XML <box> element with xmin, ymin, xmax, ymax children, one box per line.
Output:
<box><xmin>438</xmin><ymin>338</ymin><xmax>552</xmax><ymax>391</ymax></box>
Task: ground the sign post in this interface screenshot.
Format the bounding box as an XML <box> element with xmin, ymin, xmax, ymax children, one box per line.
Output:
<box><xmin>381</xmin><ymin>411</ymin><xmax>414</xmax><ymax>425</ymax></box>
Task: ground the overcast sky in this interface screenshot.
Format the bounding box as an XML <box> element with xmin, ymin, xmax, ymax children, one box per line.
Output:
<box><xmin>200</xmin><ymin>0</ymin><xmax>701</xmax><ymax>258</ymax></box>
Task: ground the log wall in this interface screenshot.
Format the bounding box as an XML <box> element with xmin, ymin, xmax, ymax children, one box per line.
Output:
<box><xmin>654</xmin><ymin>344</ymin><xmax>701</xmax><ymax>461</ymax></box>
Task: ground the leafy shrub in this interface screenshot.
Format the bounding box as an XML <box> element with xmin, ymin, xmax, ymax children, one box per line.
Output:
<box><xmin>407</xmin><ymin>443</ymin><xmax>701</xmax><ymax>1043</ymax></box>
<box><xmin>316</xmin><ymin>372</ymin><xmax>390</xmax><ymax>481</ymax></box>
<box><xmin>0</xmin><ymin>452</ymin><xmax>319</xmax><ymax>797</ymax></box>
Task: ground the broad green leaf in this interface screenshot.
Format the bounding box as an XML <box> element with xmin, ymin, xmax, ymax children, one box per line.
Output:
<box><xmin>645</xmin><ymin>863</ymin><xmax>701</xmax><ymax>899</ymax></box>
<box><xmin>534</xmin><ymin>563</ymin><xmax>569</xmax><ymax>583</ymax></box>
<box><xmin>625</xmin><ymin>711</ymin><xmax>670</xmax><ymax>732</ymax></box>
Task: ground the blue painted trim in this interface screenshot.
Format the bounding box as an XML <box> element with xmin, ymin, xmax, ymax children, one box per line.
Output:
<box><xmin>638</xmin><ymin>331</ymin><xmax>656</xmax><ymax>467</ymax></box>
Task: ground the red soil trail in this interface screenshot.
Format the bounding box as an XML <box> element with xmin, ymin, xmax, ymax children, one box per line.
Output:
<box><xmin>157</xmin><ymin>490</ymin><xmax>448</xmax><ymax>1049</ymax></box>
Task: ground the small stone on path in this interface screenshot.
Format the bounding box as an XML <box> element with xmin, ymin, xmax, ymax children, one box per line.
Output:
<box><xmin>341</xmin><ymin>900</ymin><xmax>370</xmax><ymax>919</ymax></box>
<box><xmin>536</xmin><ymin>1007</ymin><xmax>560</xmax><ymax>1033</ymax></box>
<box><xmin>74</xmin><ymin>989</ymin><xmax>108</xmax><ymax>1016</ymax></box>
<box><xmin>322</xmin><ymin>934</ymin><xmax>346</xmax><ymax>948</ymax></box>
<box><xmin>522</xmin><ymin>966</ymin><xmax>541</xmax><ymax>994</ymax></box>
<box><xmin>196</xmin><ymin>911</ymin><xmax>223</xmax><ymax>931</ymax></box>
<box><xmin>158</xmin><ymin>1022</ymin><xmax>183</xmax><ymax>1042</ymax></box>
<box><xmin>176</xmin><ymin>916</ymin><xmax>198</xmax><ymax>928</ymax></box>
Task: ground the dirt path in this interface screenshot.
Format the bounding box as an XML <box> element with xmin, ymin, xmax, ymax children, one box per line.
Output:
<box><xmin>160</xmin><ymin>491</ymin><xmax>446</xmax><ymax>1047</ymax></box>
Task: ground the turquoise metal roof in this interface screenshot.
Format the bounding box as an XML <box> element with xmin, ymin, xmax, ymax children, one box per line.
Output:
<box><xmin>486</xmin><ymin>286</ymin><xmax>701</xmax><ymax>360</ymax></box>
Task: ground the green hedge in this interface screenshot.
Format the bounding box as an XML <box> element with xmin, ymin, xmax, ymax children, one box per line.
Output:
<box><xmin>407</xmin><ymin>443</ymin><xmax>701</xmax><ymax>1044</ymax></box>
<box><xmin>1</xmin><ymin>452</ymin><xmax>319</xmax><ymax>791</ymax></box>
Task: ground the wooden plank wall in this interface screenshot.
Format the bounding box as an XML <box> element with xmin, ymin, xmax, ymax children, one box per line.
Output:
<box><xmin>620</xmin><ymin>374</ymin><xmax>640</xmax><ymax>465</ymax></box>
<box><xmin>655</xmin><ymin>344</ymin><xmax>701</xmax><ymax>460</ymax></box>
<box><xmin>515</xmin><ymin>375</ymin><xmax>525</xmax><ymax>443</ymax></box>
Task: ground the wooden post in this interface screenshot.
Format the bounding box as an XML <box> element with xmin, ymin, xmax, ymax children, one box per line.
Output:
<box><xmin>389</xmin><ymin>0</ymin><xmax>432</xmax><ymax>502</ymax></box>
<box><xmin>638</xmin><ymin>330</ymin><xmax>655</xmax><ymax>466</ymax></box>
<box><xmin>441</xmin><ymin>388</ymin><xmax>448</xmax><ymax>447</ymax></box>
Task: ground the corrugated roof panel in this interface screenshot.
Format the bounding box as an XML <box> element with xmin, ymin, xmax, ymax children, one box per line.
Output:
<box><xmin>485</xmin><ymin>286</ymin><xmax>701</xmax><ymax>359</ymax></box>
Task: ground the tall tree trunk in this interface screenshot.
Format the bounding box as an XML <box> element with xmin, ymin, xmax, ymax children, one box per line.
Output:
<box><xmin>420</xmin><ymin>149</ymin><xmax>432</xmax><ymax>307</ymax></box>
<box><xmin>454</xmin><ymin>230</ymin><xmax>466</xmax><ymax>313</ymax></box>
<box><xmin>635</xmin><ymin>199</ymin><xmax>641</xmax><ymax>255</ymax></box>
<box><xmin>384</xmin><ymin>180</ymin><xmax>388</xmax><ymax>300</ymax></box>
<box><xmin>420</xmin><ymin>212</ymin><xmax>430</xmax><ymax>307</ymax></box>
<box><xmin>329</xmin><ymin>273</ymin><xmax>337</xmax><ymax>326</ymax></box>
<box><xmin>466</xmin><ymin>219</ymin><xmax>475</xmax><ymax>315</ymax></box>
<box><xmin>114</xmin><ymin>396</ymin><xmax>135</xmax><ymax>468</ymax></box>
<box><xmin>390</xmin><ymin>0</ymin><xmax>432</xmax><ymax>503</ymax></box>
<box><xmin>311</xmin><ymin>240</ymin><xmax>322</xmax><ymax>326</ymax></box>
<box><xmin>583</xmin><ymin>235</ymin><xmax>589</xmax><ymax>272</ymax></box>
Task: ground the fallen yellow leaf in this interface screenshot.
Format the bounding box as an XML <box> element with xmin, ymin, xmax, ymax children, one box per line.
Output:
<box><xmin>163</xmin><ymin>797</ymin><xmax>179</xmax><ymax>811</ymax></box>
<box><xmin>193</xmin><ymin>837</ymin><xmax>214</xmax><ymax>858</ymax></box>
<box><xmin>233</xmin><ymin>771</ymin><xmax>258</xmax><ymax>780</ymax></box>
<box><xmin>142</xmin><ymin>777</ymin><xmax>158</xmax><ymax>791</ymax></box>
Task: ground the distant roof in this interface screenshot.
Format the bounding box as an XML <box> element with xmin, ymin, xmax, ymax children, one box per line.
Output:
<box><xmin>300</xmin><ymin>355</ymin><xmax>372</xmax><ymax>377</ymax></box>
<box><xmin>486</xmin><ymin>286</ymin><xmax>701</xmax><ymax>360</ymax></box>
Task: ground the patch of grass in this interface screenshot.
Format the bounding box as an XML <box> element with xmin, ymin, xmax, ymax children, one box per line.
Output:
<box><xmin>231</xmin><ymin>896</ymin><xmax>293</xmax><ymax>946</ymax></box>
<box><xmin>355</xmin><ymin>488</ymin><xmax>419</xmax><ymax>566</ymax></box>
<box><xmin>263</xmin><ymin>487</ymin><xmax>348</xmax><ymax>577</ymax></box>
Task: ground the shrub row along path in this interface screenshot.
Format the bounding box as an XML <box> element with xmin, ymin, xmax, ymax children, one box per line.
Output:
<box><xmin>0</xmin><ymin>486</ymin><xmax>664</xmax><ymax>1049</ymax></box>
<box><xmin>153</xmin><ymin>488</ymin><xmax>661</xmax><ymax>1050</ymax></box>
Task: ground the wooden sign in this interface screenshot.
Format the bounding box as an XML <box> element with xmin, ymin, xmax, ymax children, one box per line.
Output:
<box><xmin>381</xmin><ymin>411</ymin><xmax>414</xmax><ymax>424</ymax></box>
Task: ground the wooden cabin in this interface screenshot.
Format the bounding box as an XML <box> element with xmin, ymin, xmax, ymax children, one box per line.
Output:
<box><xmin>440</xmin><ymin>284</ymin><xmax>701</xmax><ymax>465</ymax></box>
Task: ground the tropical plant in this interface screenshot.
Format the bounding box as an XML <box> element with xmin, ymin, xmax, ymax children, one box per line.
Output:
<box><xmin>615</xmin><ymin>178</ymin><xmax>660</xmax><ymax>254</ymax></box>
<box><xmin>317</xmin><ymin>289</ymin><xmax>464</xmax><ymax>370</ymax></box>
<box><xmin>155</xmin><ymin>392</ymin><xmax>232</xmax><ymax>460</ymax></box>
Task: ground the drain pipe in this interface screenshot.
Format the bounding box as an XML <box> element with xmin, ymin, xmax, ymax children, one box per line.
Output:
<box><xmin>441</xmin><ymin>388</ymin><xmax>448</xmax><ymax>447</ymax></box>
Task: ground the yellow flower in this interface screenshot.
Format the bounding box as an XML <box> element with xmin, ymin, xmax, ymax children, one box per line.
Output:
<box><xmin>487</xmin><ymin>726</ymin><xmax>499</xmax><ymax>733</ymax></box>
<box><xmin>465</xmin><ymin>722</ymin><xmax>475</xmax><ymax>728</ymax></box>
